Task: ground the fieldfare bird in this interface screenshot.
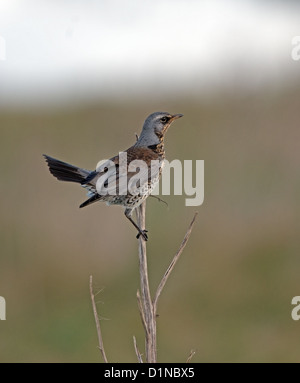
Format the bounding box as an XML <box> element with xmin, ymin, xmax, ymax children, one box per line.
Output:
<box><xmin>43</xmin><ymin>112</ymin><xmax>183</xmax><ymax>241</ymax></box>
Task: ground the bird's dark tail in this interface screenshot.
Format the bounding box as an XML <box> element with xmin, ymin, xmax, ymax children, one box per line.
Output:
<box><xmin>43</xmin><ymin>154</ymin><xmax>91</xmax><ymax>183</ymax></box>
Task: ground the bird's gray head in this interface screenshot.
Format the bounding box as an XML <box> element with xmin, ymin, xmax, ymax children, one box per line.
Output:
<box><xmin>136</xmin><ymin>112</ymin><xmax>183</xmax><ymax>147</ymax></box>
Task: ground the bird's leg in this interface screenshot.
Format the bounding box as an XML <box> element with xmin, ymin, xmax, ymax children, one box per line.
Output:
<box><xmin>125</xmin><ymin>208</ymin><xmax>148</xmax><ymax>241</ymax></box>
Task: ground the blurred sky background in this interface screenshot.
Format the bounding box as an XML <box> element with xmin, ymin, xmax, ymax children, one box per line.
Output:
<box><xmin>0</xmin><ymin>0</ymin><xmax>300</xmax><ymax>106</ymax></box>
<box><xmin>1</xmin><ymin>0</ymin><xmax>300</xmax><ymax>363</ymax></box>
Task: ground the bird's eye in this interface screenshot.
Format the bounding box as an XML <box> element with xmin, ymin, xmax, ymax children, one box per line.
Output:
<box><xmin>160</xmin><ymin>116</ymin><xmax>168</xmax><ymax>123</ymax></box>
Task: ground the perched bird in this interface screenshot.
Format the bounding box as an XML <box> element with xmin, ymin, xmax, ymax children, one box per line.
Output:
<box><xmin>43</xmin><ymin>111</ymin><xmax>183</xmax><ymax>241</ymax></box>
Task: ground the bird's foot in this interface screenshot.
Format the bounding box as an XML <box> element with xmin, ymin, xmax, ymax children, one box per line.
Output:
<box><xmin>136</xmin><ymin>230</ymin><xmax>148</xmax><ymax>241</ymax></box>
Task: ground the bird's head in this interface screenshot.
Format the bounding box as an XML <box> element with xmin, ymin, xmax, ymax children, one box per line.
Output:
<box><xmin>136</xmin><ymin>112</ymin><xmax>183</xmax><ymax>147</ymax></box>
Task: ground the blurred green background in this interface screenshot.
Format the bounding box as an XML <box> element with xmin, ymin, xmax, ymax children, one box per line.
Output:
<box><xmin>1</xmin><ymin>0</ymin><xmax>300</xmax><ymax>362</ymax></box>
<box><xmin>1</xmin><ymin>89</ymin><xmax>300</xmax><ymax>362</ymax></box>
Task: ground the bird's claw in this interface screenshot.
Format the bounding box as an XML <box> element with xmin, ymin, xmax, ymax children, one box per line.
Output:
<box><xmin>136</xmin><ymin>230</ymin><xmax>148</xmax><ymax>241</ymax></box>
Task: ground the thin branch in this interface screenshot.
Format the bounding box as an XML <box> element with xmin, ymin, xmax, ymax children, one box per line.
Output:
<box><xmin>133</xmin><ymin>336</ymin><xmax>144</xmax><ymax>363</ymax></box>
<box><xmin>153</xmin><ymin>212</ymin><xmax>198</xmax><ymax>314</ymax></box>
<box><xmin>136</xmin><ymin>289</ymin><xmax>149</xmax><ymax>336</ymax></box>
<box><xmin>186</xmin><ymin>349</ymin><xmax>196</xmax><ymax>363</ymax></box>
<box><xmin>136</xmin><ymin>202</ymin><xmax>157</xmax><ymax>363</ymax></box>
<box><xmin>89</xmin><ymin>275</ymin><xmax>108</xmax><ymax>363</ymax></box>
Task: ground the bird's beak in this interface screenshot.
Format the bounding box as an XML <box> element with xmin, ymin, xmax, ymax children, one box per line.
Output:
<box><xmin>170</xmin><ymin>113</ymin><xmax>184</xmax><ymax>121</ymax></box>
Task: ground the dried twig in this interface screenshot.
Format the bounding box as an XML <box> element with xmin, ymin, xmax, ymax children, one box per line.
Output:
<box><xmin>136</xmin><ymin>202</ymin><xmax>157</xmax><ymax>363</ymax></box>
<box><xmin>136</xmin><ymin>203</ymin><xmax>197</xmax><ymax>363</ymax></box>
<box><xmin>186</xmin><ymin>349</ymin><xmax>196</xmax><ymax>363</ymax></box>
<box><xmin>136</xmin><ymin>289</ymin><xmax>148</xmax><ymax>335</ymax></box>
<box><xmin>89</xmin><ymin>275</ymin><xmax>108</xmax><ymax>363</ymax></box>
<box><xmin>133</xmin><ymin>336</ymin><xmax>144</xmax><ymax>363</ymax></box>
<box><xmin>153</xmin><ymin>212</ymin><xmax>198</xmax><ymax>314</ymax></box>
<box><xmin>89</xmin><ymin>201</ymin><xmax>197</xmax><ymax>362</ymax></box>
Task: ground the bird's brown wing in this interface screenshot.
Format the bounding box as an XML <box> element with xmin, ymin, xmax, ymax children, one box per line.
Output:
<box><xmin>81</xmin><ymin>146</ymin><xmax>162</xmax><ymax>199</ymax></box>
<box><xmin>125</xmin><ymin>147</ymin><xmax>163</xmax><ymax>195</ymax></box>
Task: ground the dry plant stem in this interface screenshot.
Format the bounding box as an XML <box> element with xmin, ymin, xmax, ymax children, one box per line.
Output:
<box><xmin>153</xmin><ymin>212</ymin><xmax>198</xmax><ymax>315</ymax></box>
<box><xmin>134</xmin><ymin>202</ymin><xmax>197</xmax><ymax>363</ymax></box>
<box><xmin>136</xmin><ymin>204</ymin><xmax>197</xmax><ymax>363</ymax></box>
<box><xmin>136</xmin><ymin>290</ymin><xmax>148</xmax><ymax>335</ymax></box>
<box><xmin>186</xmin><ymin>349</ymin><xmax>196</xmax><ymax>363</ymax></box>
<box><xmin>89</xmin><ymin>275</ymin><xmax>108</xmax><ymax>363</ymax></box>
<box><xmin>136</xmin><ymin>202</ymin><xmax>157</xmax><ymax>363</ymax></box>
<box><xmin>133</xmin><ymin>336</ymin><xmax>144</xmax><ymax>363</ymax></box>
